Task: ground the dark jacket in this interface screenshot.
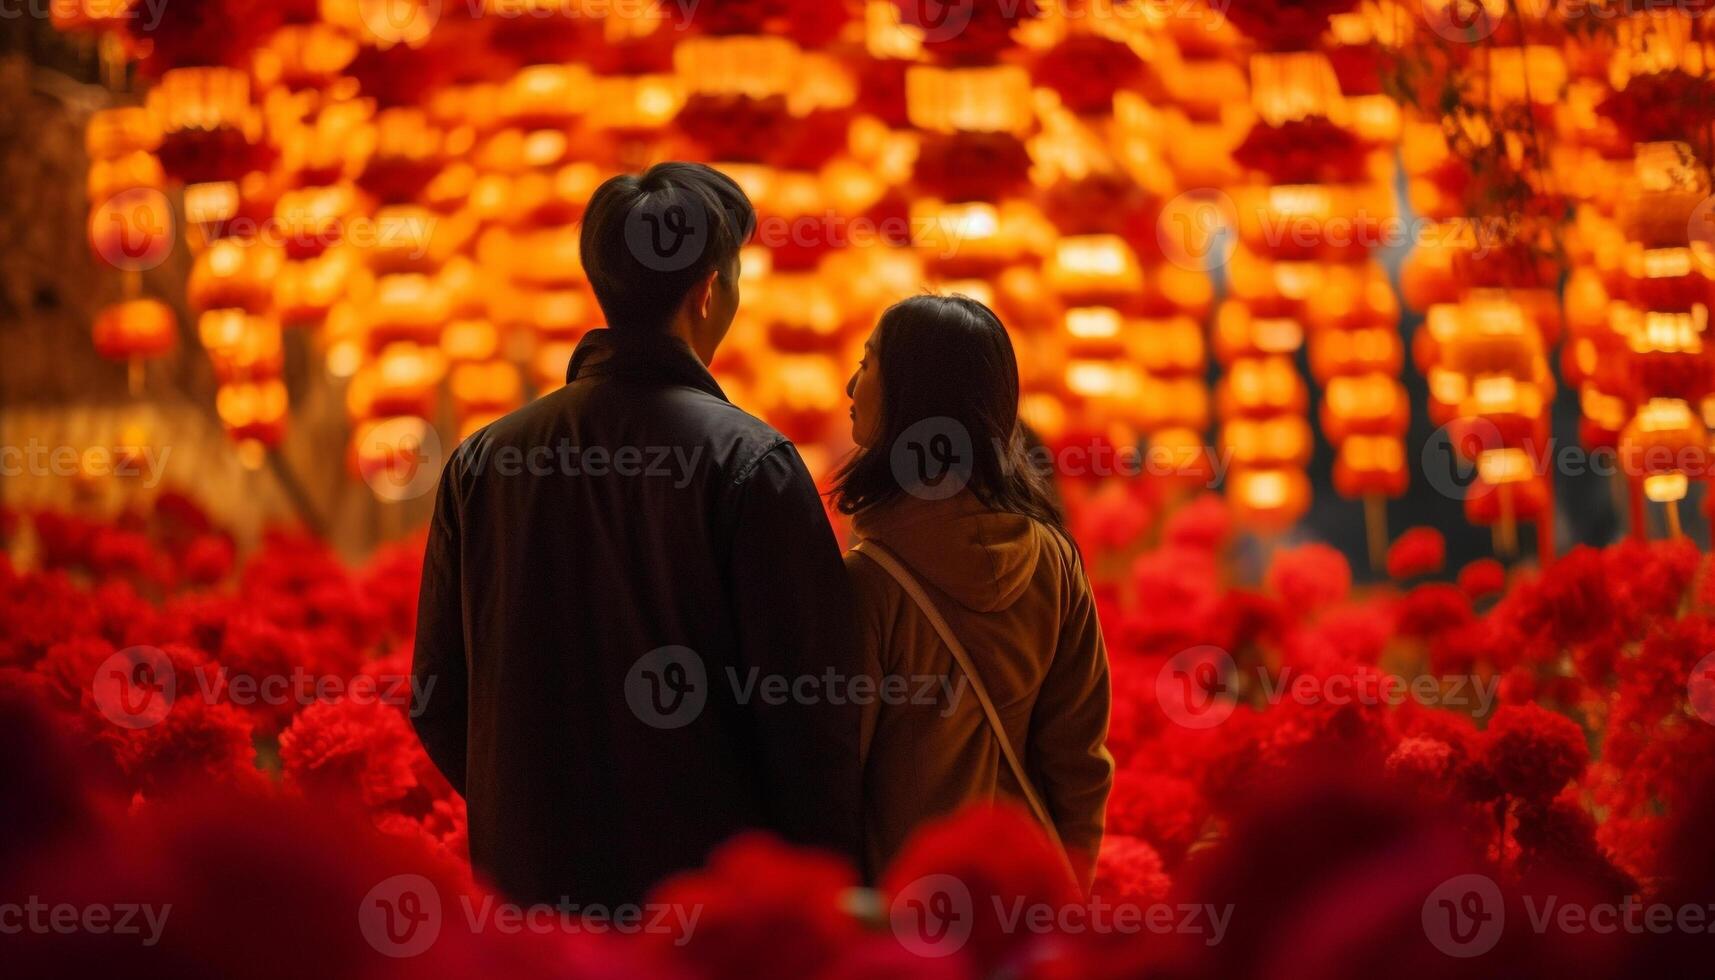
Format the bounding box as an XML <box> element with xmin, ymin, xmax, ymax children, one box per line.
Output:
<box><xmin>411</xmin><ymin>328</ymin><xmax>863</xmax><ymax>906</ymax></box>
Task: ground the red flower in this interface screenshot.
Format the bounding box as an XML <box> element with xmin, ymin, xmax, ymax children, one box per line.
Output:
<box><xmin>1221</xmin><ymin>0</ymin><xmax>1359</xmax><ymax>50</ymax></box>
<box><xmin>1233</xmin><ymin>118</ymin><xmax>1368</xmax><ymax>184</ymax></box>
<box><xmin>1458</xmin><ymin>558</ymin><xmax>1507</xmax><ymax>599</ymax></box>
<box><xmin>1265</xmin><ymin>543</ymin><xmax>1351</xmax><ymax>615</ymax></box>
<box><xmin>881</xmin><ymin>804</ymin><xmax>1078</xmax><ymax>971</ymax></box>
<box><xmin>1163</xmin><ymin>493</ymin><xmax>1230</xmax><ymax>552</ymax></box>
<box><xmin>100</xmin><ymin>695</ymin><xmax>259</xmax><ymax>798</ymax></box>
<box><xmin>1094</xmin><ymin>834</ymin><xmax>1171</xmax><ymax>906</ymax></box>
<box><xmin>1105</xmin><ymin>768</ymin><xmax>1203</xmax><ymax>866</ymax></box>
<box><xmin>1385</xmin><ymin>526</ymin><xmax>1445</xmax><ymax>580</ymax></box>
<box><xmin>1394</xmin><ymin>583</ymin><xmax>1472</xmax><ymax>639</ymax></box>
<box><xmin>1483</xmin><ymin>704</ymin><xmax>1589</xmax><ymax>802</ymax></box>
<box><xmin>1034</xmin><ymin>35</ymin><xmax>1144</xmax><ymax>114</ymax></box>
<box><xmin>278</xmin><ymin>697</ymin><xmax>419</xmax><ymax>810</ymax></box>
<box><xmin>649</xmin><ymin>833</ymin><xmax>862</xmax><ymax>980</ymax></box>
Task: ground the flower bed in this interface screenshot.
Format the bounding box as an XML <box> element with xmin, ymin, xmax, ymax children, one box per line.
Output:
<box><xmin>2</xmin><ymin>490</ymin><xmax>1711</xmax><ymax>975</ymax></box>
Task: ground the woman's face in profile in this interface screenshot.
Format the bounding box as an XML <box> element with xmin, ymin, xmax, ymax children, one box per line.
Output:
<box><xmin>846</xmin><ymin>330</ymin><xmax>884</xmax><ymax>448</ymax></box>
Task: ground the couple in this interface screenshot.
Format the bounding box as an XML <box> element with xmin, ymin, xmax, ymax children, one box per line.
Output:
<box><xmin>411</xmin><ymin>163</ymin><xmax>1113</xmax><ymax>907</ymax></box>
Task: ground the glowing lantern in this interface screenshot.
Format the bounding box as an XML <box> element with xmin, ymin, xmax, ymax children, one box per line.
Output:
<box><xmin>216</xmin><ymin>379</ymin><xmax>289</xmax><ymax>447</ymax></box>
<box><xmin>199</xmin><ymin>311</ymin><xmax>283</xmax><ymax>382</ymax></box>
<box><xmin>1249</xmin><ymin>52</ymin><xmax>1344</xmax><ymax>126</ymax></box>
<box><xmin>499</xmin><ymin>65</ymin><xmax>598</xmax><ymax>126</ymax></box>
<box><xmin>188</xmin><ymin>240</ymin><xmax>282</xmax><ymax>314</ymax></box>
<box><xmin>450</xmin><ymin>361</ymin><xmax>524</xmax><ymax>414</ymax></box>
<box><xmin>1227</xmin><ymin>468</ymin><xmax>1311</xmax><ymax>535</ymax></box>
<box><xmin>906</xmin><ymin>65</ymin><xmax>1035</xmax><ymax>135</ymax></box>
<box><xmin>93</xmin><ymin>299</ymin><xmax>176</xmax><ymax>361</ymax></box>
<box><xmin>1322</xmin><ymin>373</ymin><xmax>1408</xmax><ymax>442</ymax></box>
<box><xmin>675</xmin><ymin>36</ymin><xmax>803</xmax><ymax>99</ymax></box>
<box><xmin>1046</xmin><ymin>235</ymin><xmax>1144</xmax><ymax>300</ymax></box>
<box><xmin>1620</xmin><ymin>398</ymin><xmax>1708</xmax><ymax>537</ymax></box>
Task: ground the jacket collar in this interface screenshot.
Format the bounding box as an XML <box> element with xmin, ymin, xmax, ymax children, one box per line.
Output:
<box><xmin>565</xmin><ymin>328</ymin><xmax>728</xmax><ymax>402</ymax></box>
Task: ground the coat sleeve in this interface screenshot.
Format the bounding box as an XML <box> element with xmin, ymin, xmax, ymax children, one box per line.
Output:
<box><xmin>410</xmin><ymin>454</ymin><xmax>469</xmax><ymax>796</ymax></box>
<box><xmin>729</xmin><ymin>443</ymin><xmax>864</xmax><ymax>867</ymax></box>
<box><xmin>1026</xmin><ymin>551</ymin><xmax>1114</xmax><ymax>891</ymax></box>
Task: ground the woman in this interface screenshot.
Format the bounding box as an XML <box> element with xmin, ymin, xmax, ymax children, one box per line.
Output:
<box><xmin>838</xmin><ymin>294</ymin><xmax>1113</xmax><ymax>889</ymax></box>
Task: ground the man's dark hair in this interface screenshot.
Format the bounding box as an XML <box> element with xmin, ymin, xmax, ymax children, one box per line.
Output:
<box><xmin>579</xmin><ymin>162</ymin><xmax>755</xmax><ymax>335</ymax></box>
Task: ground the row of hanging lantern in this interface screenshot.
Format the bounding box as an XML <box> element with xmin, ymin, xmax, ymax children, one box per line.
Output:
<box><xmin>1563</xmin><ymin>9</ymin><xmax>1715</xmax><ymax>542</ymax></box>
<box><xmin>54</xmin><ymin>0</ymin><xmax>1715</xmax><ymax>554</ymax></box>
<box><xmin>1214</xmin><ymin>3</ymin><xmax>1410</xmax><ymax>560</ymax></box>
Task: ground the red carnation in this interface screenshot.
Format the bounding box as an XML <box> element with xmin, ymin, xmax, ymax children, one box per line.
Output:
<box><xmin>1094</xmin><ymin>834</ymin><xmax>1171</xmax><ymax>907</ymax></box>
<box><xmin>649</xmin><ymin>833</ymin><xmax>862</xmax><ymax>980</ymax></box>
<box><xmin>278</xmin><ymin>696</ymin><xmax>420</xmax><ymax>810</ymax></box>
<box><xmin>1394</xmin><ymin>583</ymin><xmax>1472</xmax><ymax>639</ymax></box>
<box><xmin>1483</xmin><ymin>704</ymin><xmax>1589</xmax><ymax>802</ymax></box>
<box><xmin>1386</xmin><ymin>526</ymin><xmax>1445</xmax><ymax>580</ymax></box>
<box><xmin>1265</xmin><ymin>543</ymin><xmax>1351</xmax><ymax>615</ymax></box>
<box><xmin>1458</xmin><ymin>558</ymin><xmax>1507</xmax><ymax>599</ymax></box>
<box><xmin>100</xmin><ymin>695</ymin><xmax>259</xmax><ymax>797</ymax></box>
<box><xmin>881</xmin><ymin>804</ymin><xmax>1078</xmax><ymax>970</ymax></box>
<box><xmin>1034</xmin><ymin>34</ymin><xmax>1144</xmax><ymax>114</ymax></box>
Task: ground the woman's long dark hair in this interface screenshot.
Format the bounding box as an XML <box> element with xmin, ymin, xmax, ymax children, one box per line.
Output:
<box><xmin>833</xmin><ymin>294</ymin><xmax>1069</xmax><ymax>540</ymax></box>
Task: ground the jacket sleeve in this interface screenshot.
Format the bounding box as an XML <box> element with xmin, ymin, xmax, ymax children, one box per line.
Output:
<box><xmin>410</xmin><ymin>455</ymin><xmax>469</xmax><ymax>796</ymax></box>
<box><xmin>1026</xmin><ymin>553</ymin><xmax>1114</xmax><ymax>891</ymax></box>
<box><xmin>729</xmin><ymin>443</ymin><xmax>864</xmax><ymax>867</ymax></box>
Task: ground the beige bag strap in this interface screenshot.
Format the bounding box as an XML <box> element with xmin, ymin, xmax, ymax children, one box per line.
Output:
<box><xmin>854</xmin><ymin>540</ymin><xmax>1068</xmax><ymax>860</ymax></box>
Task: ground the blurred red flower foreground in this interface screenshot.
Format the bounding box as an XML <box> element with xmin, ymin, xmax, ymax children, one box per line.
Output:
<box><xmin>3</xmin><ymin>490</ymin><xmax>1714</xmax><ymax>978</ymax></box>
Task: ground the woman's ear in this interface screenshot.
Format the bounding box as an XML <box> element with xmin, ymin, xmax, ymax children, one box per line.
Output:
<box><xmin>696</xmin><ymin>268</ymin><xmax>719</xmax><ymax>319</ymax></box>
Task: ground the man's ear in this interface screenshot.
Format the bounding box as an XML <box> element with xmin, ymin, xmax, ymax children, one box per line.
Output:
<box><xmin>696</xmin><ymin>268</ymin><xmax>719</xmax><ymax>320</ymax></box>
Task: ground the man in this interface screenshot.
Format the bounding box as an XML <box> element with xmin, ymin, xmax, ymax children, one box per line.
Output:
<box><xmin>412</xmin><ymin>163</ymin><xmax>863</xmax><ymax>906</ymax></box>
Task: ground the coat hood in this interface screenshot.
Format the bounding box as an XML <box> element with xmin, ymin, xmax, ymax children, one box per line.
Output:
<box><xmin>851</xmin><ymin>493</ymin><xmax>1042</xmax><ymax>613</ymax></box>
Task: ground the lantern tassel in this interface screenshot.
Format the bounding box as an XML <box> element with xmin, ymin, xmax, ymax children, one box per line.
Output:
<box><xmin>1364</xmin><ymin>493</ymin><xmax>1387</xmax><ymax>573</ymax></box>
<box><xmin>1496</xmin><ymin>483</ymin><xmax>1518</xmax><ymax>559</ymax></box>
<box><xmin>1666</xmin><ymin>499</ymin><xmax>1683</xmax><ymax>541</ymax></box>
